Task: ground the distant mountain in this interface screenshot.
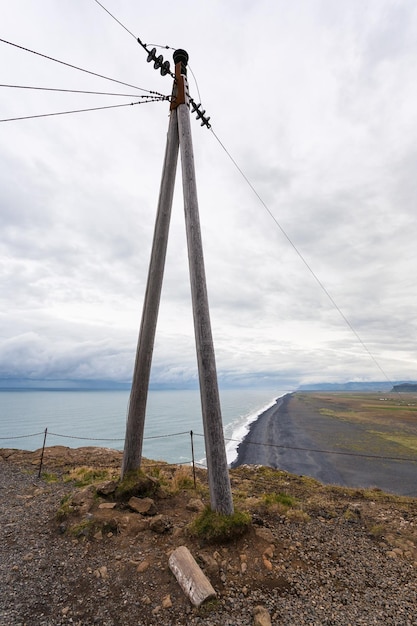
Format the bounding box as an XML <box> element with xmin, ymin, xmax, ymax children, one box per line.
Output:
<box><xmin>392</xmin><ymin>382</ymin><xmax>417</xmax><ymax>392</ymax></box>
<box><xmin>0</xmin><ymin>378</ymin><xmax>131</xmax><ymax>391</ymax></box>
<box><xmin>298</xmin><ymin>381</ymin><xmax>409</xmax><ymax>392</ymax></box>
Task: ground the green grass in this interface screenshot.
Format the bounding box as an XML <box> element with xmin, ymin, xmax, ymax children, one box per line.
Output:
<box><xmin>189</xmin><ymin>506</ymin><xmax>251</xmax><ymax>543</ymax></box>
<box><xmin>68</xmin><ymin>519</ymin><xmax>94</xmax><ymax>538</ymax></box>
<box><xmin>56</xmin><ymin>494</ymin><xmax>73</xmax><ymax>520</ymax></box>
<box><xmin>64</xmin><ymin>466</ymin><xmax>116</xmax><ymax>487</ymax></box>
<box><xmin>370</xmin><ymin>432</ymin><xmax>417</xmax><ymax>453</ymax></box>
<box><xmin>41</xmin><ymin>472</ymin><xmax>59</xmax><ymax>483</ymax></box>
<box><xmin>115</xmin><ymin>469</ymin><xmax>158</xmax><ymax>500</ymax></box>
<box><xmin>261</xmin><ymin>492</ymin><xmax>296</xmax><ymax>508</ymax></box>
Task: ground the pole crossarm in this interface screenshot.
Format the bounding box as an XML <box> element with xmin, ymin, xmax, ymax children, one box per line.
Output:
<box><xmin>122</xmin><ymin>49</ymin><xmax>234</xmax><ymax>515</ymax></box>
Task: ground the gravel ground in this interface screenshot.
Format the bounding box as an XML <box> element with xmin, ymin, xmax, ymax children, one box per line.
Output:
<box><xmin>1</xmin><ymin>457</ymin><xmax>417</xmax><ymax>625</ymax></box>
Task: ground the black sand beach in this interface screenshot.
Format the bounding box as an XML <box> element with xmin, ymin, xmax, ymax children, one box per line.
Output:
<box><xmin>232</xmin><ymin>393</ymin><xmax>417</xmax><ymax>496</ymax></box>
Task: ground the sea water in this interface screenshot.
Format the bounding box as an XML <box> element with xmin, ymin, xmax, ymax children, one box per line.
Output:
<box><xmin>0</xmin><ymin>387</ymin><xmax>291</xmax><ymax>466</ymax></box>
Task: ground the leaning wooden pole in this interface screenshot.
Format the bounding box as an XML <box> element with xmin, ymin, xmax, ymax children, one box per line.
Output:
<box><xmin>173</xmin><ymin>50</ymin><xmax>234</xmax><ymax>515</ymax></box>
<box><xmin>122</xmin><ymin>109</ymin><xmax>180</xmax><ymax>477</ymax></box>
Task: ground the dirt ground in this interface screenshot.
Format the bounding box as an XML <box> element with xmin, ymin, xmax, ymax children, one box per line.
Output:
<box><xmin>2</xmin><ymin>444</ymin><xmax>417</xmax><ymax>624</ymax></box>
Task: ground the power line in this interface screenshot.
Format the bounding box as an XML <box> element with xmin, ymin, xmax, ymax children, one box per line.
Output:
<box><xmin>0</xmin><ymin>37</ymin><xmax>164</xmax><ymax>96</ymax></box>
<box><xmin>0</xmin><ymin>84</ymin><xmax>145</xmax><ymax>97</ymax></box>
<box><xmin>209</xmin><ymin>127</ymin><xmax>395</xmax><ymax>388</ymax></box>
<box><xmin>0</xmin><ymin>97</ymin><xmax>167</xmax><ymax>123</ymax></box>
<box><xmin>91</xmin><ymin>0</ymin><xmax>175</xmax><ymax>78</ymax></box>
<box><xmin>92</xmin><ymin>0</ymin><xmax>137</xmax><ymax>40</ymax></box>
<box><xmin>91</xmin><ymin>2</ymin><xmax>210</xmax><ymax>127</ymax></box>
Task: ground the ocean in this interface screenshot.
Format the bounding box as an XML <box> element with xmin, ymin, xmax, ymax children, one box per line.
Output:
<box><xmin>0</xmin><ymin>387</ymin><xmax>291</xmax><ymax>467</ymax></box>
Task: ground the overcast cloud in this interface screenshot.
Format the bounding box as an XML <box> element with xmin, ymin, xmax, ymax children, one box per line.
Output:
<box><xmin>1</xmin><ymin>0</ymin><xmax>416</xmax><ymax>389</ymax></box>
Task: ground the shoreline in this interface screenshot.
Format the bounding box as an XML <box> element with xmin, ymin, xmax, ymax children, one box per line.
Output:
<box><xmin>232</xmin><ymin>392</ymin><xmax>417</xmax><ymax>497</ymax></box>
<box><xmin>231</xmin><ymin>394</ymin><xmax>291</xmax><ymax>469</ymax></box>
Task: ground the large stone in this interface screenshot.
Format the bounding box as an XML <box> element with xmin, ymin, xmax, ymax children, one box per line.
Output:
<box><xmin>198</xmin><ymin>552</ymin><xmax>218</xmax><ymax>576</ymax></box>
<box><xmin>255</xmin><ymin>527</ymin><xmax>275</xmax><ymax>544</ymax></box>
<box><xmin>117</xmin><ymin>515</ymin><xmax>149</xmax><ymax>536</ymax></box>
<box><xmin>128</xmin><ymin>496</ymin><xmax>157</xmax><ymax>516</ymax></box>
<box><xmin>116</xmin><ymin>475</ymin><xmax>159</xmax><ymax>500</ymax></box>
<box><xmin>253</xmin><ymin>605</ymin><xmax>272</xmax><ymax>626</ymax></box>
<box><xmin>96</xmin><ymin>480</ymin><xmax>118</xmax><ymax>496</ymax></box>
<box><xmin>71</xmin><ymin>486</ymin><xmax>95</xmax><ymax>515</ymax></box>
<box><xmin>91</xmin><ymin>509</ymin><xmax>119</xmax><ymax>534</ymax></box>
<box><xmin>186</xmin><ymin>498</ymin><xmax>205</xmax><ymax>512</ymax></box>
<box><xmin>149</xmin><ymin>515</ymin><xmax>172</xmax><ymax>534</ymax></box>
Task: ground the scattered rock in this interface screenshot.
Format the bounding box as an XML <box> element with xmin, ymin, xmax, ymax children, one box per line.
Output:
<box><xmin>255</xmin><ymin>527</ymin><xmax>275</xmax><ymax>544</ymax></box>
<box><xmin>149</xmin><ymin>514</ymin><xmax>172</xmax><ymax>534</ymax></box>
<box><xmin>198</xmin><ymin>552</ymin><xmax>219</xmax><ymax>576</ymax></box>
<box><xmin>71</xmin><ymin>486</ymin><xmax>95</xmax><ymax>515</ymax></box>
<box><xmin>3</xmin><ymin>447</ymin><xmax>417</xmax><ymax>626</ymax></box>
<box><xmin>253</xmin><ymin>605</ymin><xmax>272</xmax><ymax>626</ymax></box>
<box><xmin>94</xmin><ymin>565</ymin><xmax>108</xmax><ymax>579</ymax></box>
<box><xmin>137</xmin><ymin>560</ymin><xmax>150</xmax><ymax>573</ymax></box>
<box><xmin>91</xmin><ymin>509</ymin><xmax>119</xmax><ymax>534</ymax></box>
<box><xmin>186</xmin><ymin>498</ymin><xmax>205</xmax><ymax>512</ymax></box>
<box><xmin>262</xmin><ymin>557</ymin><xmax>273</xmax><ymax>571</ymax></box>
<box><xmin>117</xmin><ymin>514</ymin><xmax>149</xmax><ymax>535</ymax></box>
<box><xmin>162</xmin><ymin>594</ymin><xmax>172</xmax><ymax>608</ymax></box>
<box><xmin>128</xmin><ymin>496</ymin><xmax>157</xmax><ymax>515</ymax></box>
<box><xmin>96</xmin><ymin>480</ymin><xmax>118</xmax><ymax>496</ymax></box>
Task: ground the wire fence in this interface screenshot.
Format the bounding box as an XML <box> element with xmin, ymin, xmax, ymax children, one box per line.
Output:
<box><xmin>2</xmin><ymin>426</ymin><xmax>417</xmax><ymax>474</ymax></box>
<box><xmin>3</xmin><ymin>427</ymin><xmax>417</xmax><ymax>464</ymax></box>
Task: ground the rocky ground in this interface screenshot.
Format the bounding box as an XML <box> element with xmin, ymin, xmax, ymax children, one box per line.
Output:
<box><xmin>1</xmin><ymin>446</ymin><xmax>417</xmax><ymax>625</ymax></box>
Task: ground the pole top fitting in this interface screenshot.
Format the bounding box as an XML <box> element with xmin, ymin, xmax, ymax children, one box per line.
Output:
<box><xmin>173</xmin><ymin>49</ymin><xmax>189</xmax><ymax>75</ymax></box>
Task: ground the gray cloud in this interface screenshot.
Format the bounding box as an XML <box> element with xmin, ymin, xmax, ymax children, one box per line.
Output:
<box><xmin>1</xmin><ymin>0</ymin><xmax>416</xmax><ymax>388</ymax></box>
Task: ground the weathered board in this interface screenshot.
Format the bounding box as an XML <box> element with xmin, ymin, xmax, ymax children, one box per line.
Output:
<box><xmin>169</xmin><ymin>545</ymin><xmax>216</xmax><ymax>607</ymax></box>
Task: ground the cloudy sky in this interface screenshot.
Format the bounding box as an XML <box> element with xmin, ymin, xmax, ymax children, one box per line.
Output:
<box><xmin>1</xmin><ymin>0</ymin><xmax>416</xmax><ymax>389</ymax></box>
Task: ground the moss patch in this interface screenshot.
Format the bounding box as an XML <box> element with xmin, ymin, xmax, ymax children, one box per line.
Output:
<box><xmin>115</xmin><ymin>469</ymin><xmax>159</xmax><ymax>501</ymax></box>
<box><xmin>189</xmin><ymin>506</ymin><xmax>251</xmax><ymax>543</ymax></box>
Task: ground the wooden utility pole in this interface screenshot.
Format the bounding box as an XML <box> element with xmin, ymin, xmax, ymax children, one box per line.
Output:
<box><xmin>122</xmin><ymin>109</ymin><xmax>179</xmax><ymax>477</ymax></box>
<box><xmin>122</xmin><ymin>49</ymin><xmax>234</xmax><ymax>516</ymax></box>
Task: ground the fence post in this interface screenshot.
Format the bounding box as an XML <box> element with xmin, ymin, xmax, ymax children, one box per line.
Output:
<box><xmin>190</xmin><ymin>430</ymin><xmax>197</xmax><ymax>489</ymax></box>
<box><xmin>37</xmin><ymin>428</ymin><xmax>48</xmax><ymax>479</ymax></box>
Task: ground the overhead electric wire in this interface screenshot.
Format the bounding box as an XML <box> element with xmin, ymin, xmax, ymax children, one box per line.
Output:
<box><xmin>91</xmin><ymin>0</ymin><xmax>177</xmax><ymax>79</ymax></box>
<box><xmin>188</xmin><ymin>65</ymin><xmax>203</xmax><ymax>107</ymax></box>
<box><xmin>0</xmin><ymin>83</ymin><xmax>144</xmax><ymax>97</ymax></box>
<box><xmin>0</xmin><ymin>37</ymin><xmax>164</xmax><ymax>96</ymax></box>
<box><xmin>179</xmin><ymin>69</ymin><xmax>390</xmax><ymax>383</ymax></box>
<box><xmin>92</xmin><ymin>0</ymin><xmax>137</xmax><ymax>40</ymax></box>
<box><xmin>209</xmin><ymin>127</ymin><xmax>395</xmax><ymax>388</ymax></box>
<box><xmin>0</xmin><ymin>97</ymin><xmax>167</xmax><ymax>123</ymax></box>
<box><xmin>1</xmin><ymin>21</ymin><xmax>396</xmax><ymax>386</ymax></box>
